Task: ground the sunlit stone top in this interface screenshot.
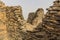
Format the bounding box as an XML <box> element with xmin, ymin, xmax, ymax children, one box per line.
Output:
<box><xmin>46</xmin><ymin>0</ymin><xmax>60</xmax><ymax>11</ymax></box>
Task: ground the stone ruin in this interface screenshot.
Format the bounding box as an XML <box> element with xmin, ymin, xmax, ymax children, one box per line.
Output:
<box><xmin>0</xmin><ymin>0</ymin><xmax>60</xmax><ymax>40</ymax></box>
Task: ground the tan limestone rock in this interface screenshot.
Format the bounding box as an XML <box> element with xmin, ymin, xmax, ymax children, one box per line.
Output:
<box><xmin>32</xmin><ymin>8</ymin><xmax>44</xmax><ymax>26</ymax></box>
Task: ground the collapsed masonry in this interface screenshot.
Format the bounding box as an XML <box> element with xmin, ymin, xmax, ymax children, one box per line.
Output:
<box><xmin>42</xmin><ymin>0</ymin><xmax>60</xmax><ymax>40</ymax></box>
<box><xmin>0</xmin><ymin>1</ymin><xmax>25</xmax><ymax>40</ymax></box>
<box><xmin>26</xmin><ymin>0</ymin><xmax>60</xmax><ymax>40</ymax></box>
<box><xmin>27</xmin><ymin>8</ymin><xmax>44</xmax><ymax>25</ymax></box>
<box><xmin>0</xmin><ymin>1</ymin><xmax>44</xmax><ymax>40</ymax></box>
<box><xmin>0</xmin><ymin>0</ymin><xmax>60</xmax><ymax>40</ymax></box>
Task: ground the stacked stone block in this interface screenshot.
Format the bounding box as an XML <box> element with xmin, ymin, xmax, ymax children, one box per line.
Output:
<box><xmin>42</xmin><ymin>0</ymin><xmax>60</xmax><ymax>40</ymax></box>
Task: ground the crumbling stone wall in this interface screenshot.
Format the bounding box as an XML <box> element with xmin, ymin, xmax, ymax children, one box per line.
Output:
<box><xmin>6</xmin><ymin>6</ymin><xmax>24</xmax><ymax>40</ymax></box>
<box><xmin>0</xmin><ymin>1</ymin><xmax>45</xmax><ymax>40</ymax></box>
<box><xmin>0</xmin><ymin>1</ymin><xmax>24</xmax><ymax>40</ymax></box>
<box><xmin>0</xmin><ymin>0</ymin><xmax>60</xmax><ymax>40</ymax></box>
<box><xmin>27</xmin><ymin>8</ymin><xmax>44</xmax><ymax>26</ymax></box>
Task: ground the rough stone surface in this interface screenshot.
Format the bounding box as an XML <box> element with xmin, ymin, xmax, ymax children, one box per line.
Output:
<box><xmin>32</xmin><ymin>8</ymin><xmax>44</xmax><ymax>26</ymax></box>
<box><xmin>27</xmin><ymin>12</ymin><xmax>35</xmax><ymax>24</ymax></box>
<box><xmin>0</xmin><ymin>0</ymin><xmax>60</xmax><ymax>40</ymax></box>
<box><xmin>0</xmin><ymin>1</ymin><xmax>24</xmax><ymax>40</ymax></box>
<box><xmin>27</xmin><ymin>8</ymin><xmax>44</xmax><ymax>26</ymax></box>
<box><xmin>42</xmin><ymin>0</ymin><xmax>60</xmax><ymax>40</ymax></box>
